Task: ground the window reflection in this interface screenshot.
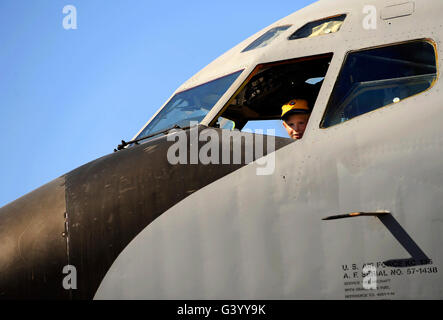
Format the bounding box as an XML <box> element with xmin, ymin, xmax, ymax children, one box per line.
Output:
<box><xmin>289</xmin><ymin>15</ymin><xmax>346</xmax><ymax>40</ymax></box>
<box><xmin>135</xmin><ymin>70</ymin><xmax>243</xmax><ymax>139</ymax></box>
<box><xmin>321</xmin><ymin>40</ymin><xmax>437</xmax><ymax>128</ymax></box>
<box><xmin>242</xmin><ymin>25</ymin><xmax>292</xmax><ymax>52</ymax></box>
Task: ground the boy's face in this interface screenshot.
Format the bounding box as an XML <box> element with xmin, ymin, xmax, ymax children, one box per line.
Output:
<box><xmin>282</xmin><ymin>113</ymin><xmax>310</xmax><ymax>140</ymax></box>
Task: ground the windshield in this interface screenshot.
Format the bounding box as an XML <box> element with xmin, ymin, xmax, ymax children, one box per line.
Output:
<box><xmin>135</xmin><ymin>70</ymin><xmax>243</xmax><ymax>139</ymax></box>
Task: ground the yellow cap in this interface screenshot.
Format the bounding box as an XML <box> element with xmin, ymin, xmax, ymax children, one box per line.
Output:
<box><xmin>281</xmin><ymin>99</ymin><xmax>310</xmax><ymax>118</ymax></box>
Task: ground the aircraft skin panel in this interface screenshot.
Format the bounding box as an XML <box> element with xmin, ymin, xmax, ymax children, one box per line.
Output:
<box><xmin>95</xmin><ymin>76</ymin><xmax>443</xmax><ymax>300</ymax></box>
<box><xmin>0</xmin><ymin>128</ymin><xmax>289</xmax><ymax>299</ymax></box>
<box><xmin>62</xmin><ymin>128</ymin><xmax>290</xmax><ymax>300</ymax></box>
<box><xmin>178</xmin><ymin>0</ymin><xmax>442</xmax><ymax>92</ymax></box>
<box><xmin>0</xmin><ymin>177</ymin><xmax>69</xmax><ymax>299</ymax></box>
<box><xmin>94</xmin><ymin>143</ymin><xmax>361</xmax><ymax>299</ymax></box>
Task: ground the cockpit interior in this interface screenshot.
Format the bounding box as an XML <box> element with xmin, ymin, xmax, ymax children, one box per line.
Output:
<box><xmin>212</xmin><ymin>53</ymin><xmax>333</xmax><ymax>131</ymax></box>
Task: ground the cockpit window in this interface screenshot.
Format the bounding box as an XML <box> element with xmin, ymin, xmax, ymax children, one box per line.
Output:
<box><xmin>321</xmin><ymin>40</ymin><xmax>437</xmax><ymax>128</ymax></box>
<box><xmin>288</xmin><ymin>14</ymin><xmax>346</xmax><ymax>40</ymax></box>
<box><xmin>135</xmin><ymin>70</ymin><xmax>242</xmax><ymax>140</ymax></box>
<box><xmin>242</xmin><ymin>25</ymin><xmax>292</xmax><ymax>52</ymax></box>
<box><xmin>212</xmin><ymin>53</ymin><xmax>333</xmax><ymax>137</ymax></box>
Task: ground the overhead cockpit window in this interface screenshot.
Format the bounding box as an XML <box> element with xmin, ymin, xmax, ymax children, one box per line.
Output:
<box><xmin>321</xmin><ymin>40</ymin><xmax>437</xmax><ymax>128</ymax></box>
<box><xmin>242</xmin><ymin>25</ymin><xmax>292</xmax><ymax>52</ymax></box>
<box><xmin>135</xmin><ymin>70</ymin><xmax>242</xmax><ymax>140</ymax></box>
<box><xmin>288</xmin><ymin>14</ymin><xmax>346</xmax><ymax>40</ymax></box>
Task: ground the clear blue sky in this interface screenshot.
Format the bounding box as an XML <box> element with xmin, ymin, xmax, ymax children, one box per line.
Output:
<box><xmin>0</xmin><ymin>0</ymin><xmax>317</xmax><ymax>207</ymax></box>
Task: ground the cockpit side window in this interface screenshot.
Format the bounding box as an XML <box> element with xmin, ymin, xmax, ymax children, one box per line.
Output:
<box><xmin>211</xmin><ymin>54</ymin><xmax>333</xmax><ymax>139</ymax></box>
<box><xmin>288</xmin><ymin>14</ymin><xmax>346</xmax><ymax>40</ymax></box>
<box><xmin>320</xmin><ymin>40</ymin><xmax>437</xmax><ymax>128</ymax></box>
